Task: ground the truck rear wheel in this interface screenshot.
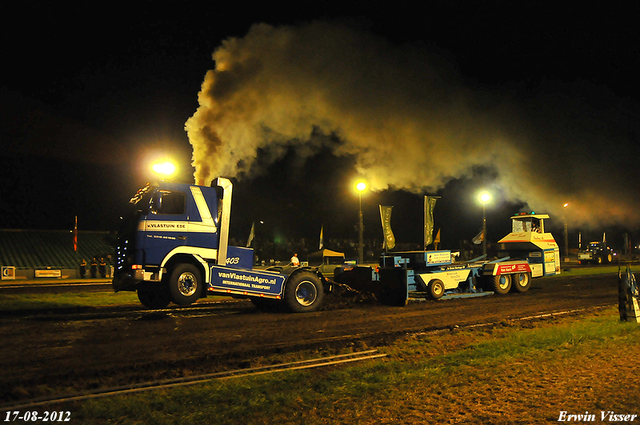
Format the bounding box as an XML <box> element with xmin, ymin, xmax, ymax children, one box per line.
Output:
<box><xmin>169</xmin><ymin>264</ymin><xmax>202</xmax><ymax>306</ymax></box>
<box><xmin>490</xmin><ymin>274</ymin><xmax>511</xmax><ymax>294</ymax></box>
<box><xmin>284</xmin><ymin>272</ymin><xmax>324</xmax><ymax>313</ymax></box>
<box><xmin>512</xmin><ymin>272</ymin><xmax>531</xmax><ymax>293</ymax></box>
<box><xmin>137</xmin><ymin>286</ymin><xmax>171</xmax><ymax>309</ymax></box>
<box><xmin>428</xmin><ymin>279</ymin><xmax>445</xmax><ymax>300</ymax></box>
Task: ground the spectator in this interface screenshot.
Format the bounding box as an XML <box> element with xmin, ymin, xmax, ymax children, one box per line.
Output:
<box><xmin>90</xmin><ymin>257</ymin><xmax>98</xmax><ymax>278</ymax></box>
<box><xmin>99</xmin><ymin>258</ymin><xmax>107</xmax><ymax>278</ymax></box>
<box><xmin>79</xmin><ymin>259</ymin><xmax>87</xmax><ymax>278</ymax></box>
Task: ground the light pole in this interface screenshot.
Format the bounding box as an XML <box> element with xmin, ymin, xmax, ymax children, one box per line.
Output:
<box><xmin>479</xmin><ymin>192</ymin><xmax>491</xmax><ymax>257</ymax></box>
<box><xmin>356</xmin><ymin>181</ymin><xmax>367</xmax><ymax>264</ymax></box>
<box><xmin>563</xmin><ymin>203</ymin><xmax>569</xmax><ymax>262</ymax></box>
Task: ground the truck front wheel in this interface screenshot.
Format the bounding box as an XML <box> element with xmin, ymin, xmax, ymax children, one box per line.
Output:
<box><xmin>490</xmin><ymin>274</ymin><xmax>511</xmax><ymax>294</ymax></box>
<box><xmin>169</xmin><ymin>264</ymin><xmax>202</xmax><ymax>306</ymax></box>
<box><xmin>284</xmin><ymin>272</ymin><xmax>324</xmax><ymax>313</ymax></box>
<box><xmin>512</xmin><ymin>272</ymin><xmax>531</xmax><ymax>293</ymax></box>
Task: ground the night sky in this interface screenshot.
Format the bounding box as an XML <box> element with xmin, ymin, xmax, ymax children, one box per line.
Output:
<box><xmin>2</xmin><ymin>2</ymin><xmax>640</xmax><ymax>254</ymax></box>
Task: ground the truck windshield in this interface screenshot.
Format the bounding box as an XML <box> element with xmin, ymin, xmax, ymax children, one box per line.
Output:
<box><xmin>512</xmin><ymin>218</ymin><xmax>542</xmax><ymax>233</ymax></box>
<box><xmin>150</xmin><ymin>190</ymin><xmax>186</xmax><ymax>215</ymax></box>
<box><xmin>512</xmin><ymin>219</ymin><xmax>531</xmax><ymax>232</ymax></box>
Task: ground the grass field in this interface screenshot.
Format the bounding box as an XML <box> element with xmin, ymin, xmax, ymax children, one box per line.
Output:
<box><xmin>554</xmin><ymin>265</ymin><xmax>624</xmax><ymax>278</ymax></box>
<box><xmin>0</xmin><ymin>291</ymin><xmax>140</xmax><ymax>311</ymax></box>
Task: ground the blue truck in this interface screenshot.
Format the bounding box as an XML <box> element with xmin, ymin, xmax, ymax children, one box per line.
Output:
<box><xmin>112</xmin><ymin>177</ymin><xmax>328</xmax><ymax>312</ymax></box>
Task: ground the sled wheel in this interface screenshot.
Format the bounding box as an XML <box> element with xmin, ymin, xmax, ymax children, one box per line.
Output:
<box><xmin>491</xmin><ymin>274</ymin><xmax>511</xmax><ymax>294</ymax></box>
<box><xmin>512</xmin><ymin>272</ymin><xmax>531</xmax><ymax>293</ymax></box>
<box><xmin>428</xmin><ymin>279</ymin><xmax>445</xmax><ymax>300</ymax></box>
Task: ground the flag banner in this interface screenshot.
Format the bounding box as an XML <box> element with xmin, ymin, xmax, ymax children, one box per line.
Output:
<box><xmin>379</xmin><ymin>205</ymin><xmax>396</xmax><ymax>250</ymax></box>
<box><xmin>472</xmin><ymin>229</ymin><xmax>484</xmax><ymax>245</ymax></box>
<box><xmin>246</xmin><ymin>222</ymin><xmax>255</xmax><ymax>247</ymax></box>
<box><xmin>319</xmin><ymin>225</ymin><xmax>324</xmax><ymax>250</ymax></box>
<box><xmin>73</xmin><ymin>216</ymin><xmax>78</xmax><ymax>252</ymax></box>
<box><xmin>424</xmin><ymin>196</ymin><xmax>438</xmax><ymax>248</ymax></box>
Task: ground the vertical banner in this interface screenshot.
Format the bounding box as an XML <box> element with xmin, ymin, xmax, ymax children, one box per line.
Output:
<box><xmin>424</xmin><ymin>196</ymin><xmax>438</xmax><ymax>249</ymax></box>
<box><xmin>379</xmin><ymin>205</ymin><xmax>396</xmax><ymax>250</ymax></box>
<box><xmin>246</xmin><ymin>222</ymin><xmax>255</xmax><ymax>247</ymax></box>
<box><xmin>319</xmin><ymin>225</ymin><xmax>324</xmax><ymax>250</ymax></box>
<box><xmin>73</xmin><ymin>215</ymin><xmax>78</xmax><ymax>252</ymax></box>
<box><xmin>472</xmin><ymin>229</ymin><xmax>484</xmax><ymax>245</ymax></box>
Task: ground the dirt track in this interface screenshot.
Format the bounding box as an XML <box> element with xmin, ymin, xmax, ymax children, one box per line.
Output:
<box><xmin>0</xmin><ymin>273</ymin><xmax>619</xmax><ymax>404</ymax></box>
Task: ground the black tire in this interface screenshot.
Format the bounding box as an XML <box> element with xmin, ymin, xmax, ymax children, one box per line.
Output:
<box><xmin>512</xmin><ymin>272</ymin><xmax>532</xmax><ymax>293</ymax></box>
<box><xmin>284</xmin><ymin>272</ymin><xmax>324</xmax><ymax>313</ymax></box>
<box><xmin>597</xmin><ymin>256</ymin><xmax>603</xmax><ymax>265</ymax></box>
<box><xmin>137</xmin><ymin>286</ymin><xmax>171</xmax><ymax>309</ymax></box>
<box><xmin>428</xmin><ymin>279</ymin><xmax>445</xmax><ymax>300</ymax></box>
<box><xmin>168</xmin><ymin>264</ymin><xmax>202</xmax><ymax>306</ymax></box>
<box><xmin>490</xmin><ymin>274</ymin><xmax>511</xmax><ymax>294</ymax></box>
<box><xmin>606</xmin><ymin>253</ymin><xmax>613</xmax><ymax>263</ymax></box>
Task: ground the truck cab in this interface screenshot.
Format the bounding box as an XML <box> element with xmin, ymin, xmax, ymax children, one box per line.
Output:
<box><xmin>113</xmin><ymin>181</ymin><xmax>226</xmax><ymax>291</ymax></box>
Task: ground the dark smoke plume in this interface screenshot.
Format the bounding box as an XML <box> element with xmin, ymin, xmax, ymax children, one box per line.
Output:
<box><xmin>186</xmin><ymin>20</ymin><xmax>640</xmax><ymax>228</ymax></box>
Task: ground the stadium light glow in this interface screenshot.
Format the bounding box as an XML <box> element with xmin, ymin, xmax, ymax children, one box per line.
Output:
<box><xmin>152</xmin><ymin>161</ymin><xmax>176</xmax><ymax>178</ymax></box>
